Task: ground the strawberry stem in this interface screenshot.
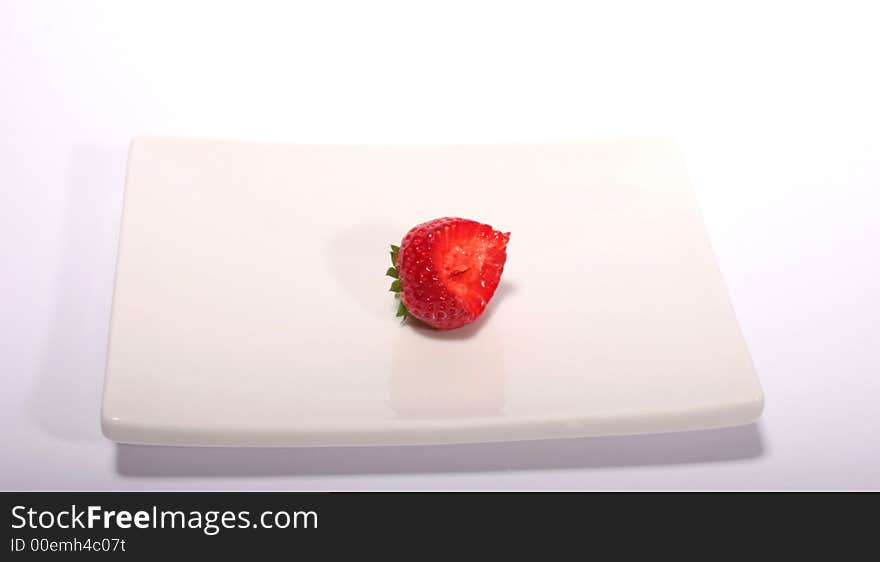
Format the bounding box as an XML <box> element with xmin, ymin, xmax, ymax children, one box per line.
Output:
<box><xmin>388</xmin><ymin>244</ymin><xmax>408</xmax><ymax>320</ymax></box>
<box><xmin>396</xmin><ymin>300</ymin><xmax>408</xmax><ymax>318</ymax></box>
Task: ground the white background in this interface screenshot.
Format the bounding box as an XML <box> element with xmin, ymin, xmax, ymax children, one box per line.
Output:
<box><xmin>2</xmin><ymin>0</ymin><xmax>878</xmax><ymax>490</ymax></box>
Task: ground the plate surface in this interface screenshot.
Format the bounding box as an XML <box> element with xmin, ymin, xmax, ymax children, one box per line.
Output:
<box><xmin>102</xmin><ymin>137</ymin><xmax>763</xmax><ymax>446</ymax></box>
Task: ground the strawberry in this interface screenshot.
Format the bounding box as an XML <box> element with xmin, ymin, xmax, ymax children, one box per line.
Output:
<box><xmin>386</xmin><ymin>217</ymin><xmax>510</xmax><ymax>330</ymax></box>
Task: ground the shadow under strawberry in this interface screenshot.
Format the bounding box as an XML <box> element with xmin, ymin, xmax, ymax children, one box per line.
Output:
<box><xmin>388</xmin><ymin>284</ymin><xmax>518</xmax><ymax>420</ymax></box>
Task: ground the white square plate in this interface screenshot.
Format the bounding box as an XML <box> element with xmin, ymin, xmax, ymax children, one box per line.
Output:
<box><xmin>102</xmin><ymin>136</ymin><xmax>763</xmax><ymax>446</ymax></box>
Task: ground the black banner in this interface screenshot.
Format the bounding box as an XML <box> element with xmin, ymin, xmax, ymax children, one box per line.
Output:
<box><xmin>1</xmin><ymin>492</ymin><xmax>873</xmax><ymax>556</ymax></box>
